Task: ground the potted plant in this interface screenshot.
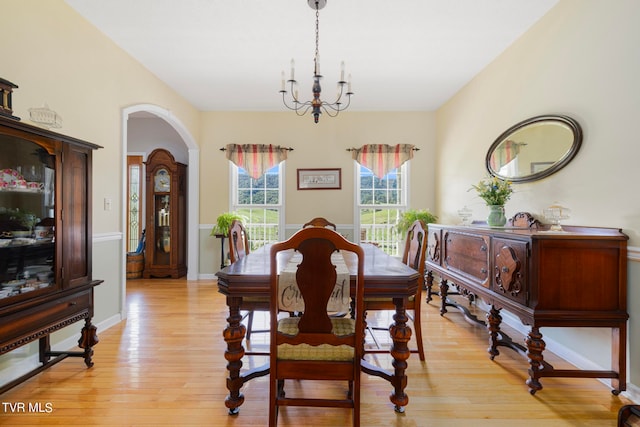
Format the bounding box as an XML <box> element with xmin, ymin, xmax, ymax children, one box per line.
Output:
<box><xmin>210</xmin><ymin>212</ymin><xmax>245</xmax><ymax>236</ymax></box>
<box><xmin>396</xmin><ymin>209</ymin><xmax>438</xmax><ymax>235</ymax></box>
<box><xmin>470</xmin><ymin>176</ymin><xmax>513</xmax><ymax>226</ymax></box>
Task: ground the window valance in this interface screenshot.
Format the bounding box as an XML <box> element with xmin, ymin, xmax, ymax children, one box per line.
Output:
<box><xmin>224</xmin><ymin>144</ymin><xmax>291</xmax><ymax>179</ymax></box>
<box><xmin>350</xmin><ymin>144</ymin><xmax>416</xmax><ymax>178</ymax></box>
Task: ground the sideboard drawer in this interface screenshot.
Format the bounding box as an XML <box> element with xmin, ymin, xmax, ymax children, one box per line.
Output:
<box><xmin>443</xmin><ymin>230</ymin><xmax>490</xmax><ymax>288</ymax></box>
<box><xmin>0</xmin><ymin>290</ymin><xmax>92</xmax><ymax>350</ymax></box>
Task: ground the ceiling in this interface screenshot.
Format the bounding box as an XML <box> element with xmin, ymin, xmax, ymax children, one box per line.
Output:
<box><xmin>64</xmin><ymin>0</ymin><xmax>558</xmax><ymax>113</ymax></box>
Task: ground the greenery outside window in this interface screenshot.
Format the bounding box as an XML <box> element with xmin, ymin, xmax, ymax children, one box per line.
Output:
<box><xmin>356</xmin><ymin>162</ymin><xmax>408</xmax><ymax>256</ymax></box>
<box><xmin>231</xmin><ymin>163</ymin><xmax>284</xmax><ymax>249</ymax></box>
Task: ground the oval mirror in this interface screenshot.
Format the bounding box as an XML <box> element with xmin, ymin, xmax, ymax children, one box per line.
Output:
<box><xmin>486</xmin><ymin>115</ymin><xmax>582</xmax><ymax>183</ymax></box>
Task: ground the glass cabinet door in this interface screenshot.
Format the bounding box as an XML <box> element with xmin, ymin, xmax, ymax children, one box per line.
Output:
<box><xmin>0</xmin><ymin>134</ymin><xmax>56</xmax><ymax>302</ymax></box>
<box><xmin>154</xmin><ymin>193</ymin><xmax>171</xmax><ymax>265</ymax></box>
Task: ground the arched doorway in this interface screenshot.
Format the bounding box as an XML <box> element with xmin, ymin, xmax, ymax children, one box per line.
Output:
<box><xmin>120</xmin><ymin>104</ymin><xmax>200</xmax><ymax>315</ymax></box>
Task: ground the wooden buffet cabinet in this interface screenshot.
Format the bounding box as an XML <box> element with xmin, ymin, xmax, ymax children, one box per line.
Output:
<box><xmin>425</xmin><ymin>219</ymin><xmax>628</xmax><ymax>394</ymax></box>
<box><xmin>0</xmin><ymin>115</ymin><xmax>102</xmax><ymax>393</ymax></box>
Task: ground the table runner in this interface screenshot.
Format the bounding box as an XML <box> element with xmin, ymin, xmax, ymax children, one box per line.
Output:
<box><xmin>277</xmin><ymin>251</ymin><xmax>350</xmax><ymax>313</ymax></box>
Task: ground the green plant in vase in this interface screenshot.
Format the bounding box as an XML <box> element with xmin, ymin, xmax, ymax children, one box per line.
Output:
<box><xmin>470</xmin><ymin>176</ymin><xmax>513</xmax><ymax>226</ymax></box>
<box><xmin>210</xmin><ymin>212</ymin><xmax>246</xmax><ymax>236</ymax></box>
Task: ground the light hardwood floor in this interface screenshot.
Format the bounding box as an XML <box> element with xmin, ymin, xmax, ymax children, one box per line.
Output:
<box><xmin>0</xmin><ymin>278</ymin><xmax>634</xmax><ymax>426</ymax></box>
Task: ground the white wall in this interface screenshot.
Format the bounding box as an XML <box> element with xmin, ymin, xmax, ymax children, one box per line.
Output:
<box><xmin>436</xmin><ymin>0</ymin><xmax>640</xmax><ymax>398</ymax></box>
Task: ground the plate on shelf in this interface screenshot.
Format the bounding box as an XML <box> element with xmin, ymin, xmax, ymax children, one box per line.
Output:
<box><xmin>1</xmin><ymin>169</ymin><xmax>24</xmax><ymax>183</ymax></box>
<box><xmin>2</xmin><ymin>280</ymin><xmax>25</xmax><ymax>289</ymax></box>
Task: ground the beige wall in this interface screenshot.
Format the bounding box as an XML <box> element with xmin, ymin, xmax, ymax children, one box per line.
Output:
<box><xmin>0</xmin><ymin>0</ymin><xmax>200</xmax><ymax>378</ymax></box>
<box><xmin>199</xmin><ymin>111</ymin><xmax>436</xmax><ymax>273</ymax></box>
<box><xmin>436</xmin><ymin>0</ymin><xmax>640</xmax><ymax>396</ymax></box>
<box><xmin>3</xmin><ymin>0</ymin><xmax>201</xmax><ymax>234</ymax></box>
<box><xmin>200</xmin><ymin>111</ymin><xmax>435</xmax><ymax>224</ymax></box>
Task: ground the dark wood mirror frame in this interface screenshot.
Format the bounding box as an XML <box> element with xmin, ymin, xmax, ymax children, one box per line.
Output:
<box><xmin>486</xmin><ymin>115</ymin><xmax>583</xmax><ymax>183</ymax></box>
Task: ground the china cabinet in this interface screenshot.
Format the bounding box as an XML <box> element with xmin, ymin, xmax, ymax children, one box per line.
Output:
<box><xmin>143</xmin><ymin>148</ymin><xmax>187</xmax><ymax>279</ymax></box>
<box><xmin>0</xmin><ymin>115</ymin><xmax>102</xmax><ymax>393</ymax></box>
<box><xmin>425</xmin><ymin>220</ymin><xmax>628</xmax><ymax>395</ymax></box>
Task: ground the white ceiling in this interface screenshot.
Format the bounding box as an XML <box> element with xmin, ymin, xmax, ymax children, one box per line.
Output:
<box><xmin>65</xmin><ymin>0</ymin><xmax>558</xmax><ymax>112</ymax></box>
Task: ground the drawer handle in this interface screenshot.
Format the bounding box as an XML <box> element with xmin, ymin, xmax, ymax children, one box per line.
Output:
<box><xmin>480</xmin><ymin>245</ymin><xmax>487</xmax><ymax>252</ymax></box>
<box><xmin>69</xmin><ymin>301</ymin><xmax>77</xmax><ymax>306</ymax></box>
<box><xmin>502</xmin><ymin>266</ymin><xmax>509</xmax><ymax>273</ymax></box>
<box><xmin>480</xmin><ymin>268</ymin><xmax>487</xmax><ymax>274</ymax></box>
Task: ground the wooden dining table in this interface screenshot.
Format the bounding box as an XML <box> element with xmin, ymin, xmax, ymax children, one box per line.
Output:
<box><xmin>216</xmin><ymin>243</ymin><xmax>421</xmax><ymax>415</ymax></box>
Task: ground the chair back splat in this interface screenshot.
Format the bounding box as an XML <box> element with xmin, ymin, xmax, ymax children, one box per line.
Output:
<box><xmin>302</xmin><ymin>217</ymin><xmax>337</xmax><ymax>230</ymax></box>
<box><xmin>269</xmin><ymin>227</ymin><xmax>364</xmax><ymax>426</ymax></box>
<box><xmin>228</xmin><ymin>220</ymin><xmax>249</xmax><ymax>264</ymax></box>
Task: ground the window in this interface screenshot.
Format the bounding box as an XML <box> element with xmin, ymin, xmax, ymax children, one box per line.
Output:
<box><xmin>356</xmin><ymin>162</ymin><xmax>408</xmax><ymax>256</ymax></box>
<box><xmin>231</xmin><ymin>163</ymin><xmax>284</xmax><ymax>250</ymax></box>
<box><xmin>126</xmin><ymin>155</ymin><xmax>143</xmax><ymax>252</ymax></box>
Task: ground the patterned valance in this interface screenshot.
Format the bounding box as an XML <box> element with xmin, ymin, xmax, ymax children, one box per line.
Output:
<box><xmin>224</xmin><ymin>144</ymin><xmax>290</xmax><ymax>179</ymax></box>
<box><xmin>489</xmin><ymin>140</ymin><xmax>525</xmax><ymax>171</ymax></box>
<box><xmin>351</xmin><ymin>144</ymin><xmax>416</xmax><ymax>178</ymax></box>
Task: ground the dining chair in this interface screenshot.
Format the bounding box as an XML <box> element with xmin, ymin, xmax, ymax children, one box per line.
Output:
<box><xmin>618</xmin><ymin>405</ymin><xmax>640</xmax><ymax>426</ymax></box>
<box><xmin>228</xmin><ymin>220</ymin><xmax>249</xmax><ymax>264</ymax></box>
<box><xmin>302</xmin><ymin>217</ymin><xmax>337</xmax><ymax>230</ymax></box>
<box><xmin>364</xmin><ymin>219</ymin><xmax>427</xmax><ymax>361</ymax></box>
<box><xmin>269</xmin><ymin>227</ymin><xmax>365</xmax><ymax>427</ymax></box>
<box><xmin>228</xmin><ymin>220</ymin><xmax>268</xmax><ymax>340</ymax></box>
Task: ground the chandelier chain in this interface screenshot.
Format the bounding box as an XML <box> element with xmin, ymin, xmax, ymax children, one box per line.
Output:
<box><xmin>315</xmin><ymin>6</ymin><xmax>320</xmax><ymax>75</ymax></box>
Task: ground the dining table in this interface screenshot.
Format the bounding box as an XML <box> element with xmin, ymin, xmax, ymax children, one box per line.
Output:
<box><xmin>215</xmin><ymin>243</ymin><xmax>421</xmax><ymax>415</ymax></box>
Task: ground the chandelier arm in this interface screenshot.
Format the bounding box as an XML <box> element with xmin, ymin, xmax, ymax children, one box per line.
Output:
<box><xmin>281</xmin><ymin>92</ymin><xmax>314</xmax><ymax>112</ymax></box>
<box><xmin>294</xmin><ymin>105</ymin><xmax>313</xmax><ymax>116</ymax></box>
<box><xmin>322</xmin><ymin>94</ymin><xmax>353</xmax><ymax>113</ymax></box>
<box><xmin>320</xmin><ymin>105</ymin><xmax>341</xmax><ymax>117</ymax></box>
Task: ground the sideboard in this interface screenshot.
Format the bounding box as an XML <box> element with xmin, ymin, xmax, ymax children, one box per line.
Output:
<box><xmin>425</xmin><ymin>221</ymin><xmax>628</xmax><ymax>395</ymax></box>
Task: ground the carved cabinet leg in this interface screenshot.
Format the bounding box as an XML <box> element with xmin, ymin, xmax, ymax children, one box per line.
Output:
<box><xmin>439</xmin><ymin>279</ymin><xmax>449</xmax><ymax>316</ymax></box>
<box><xmin>39</xmin><ymin>336</ymin><xmax>51</xmax><ymax>365</ymax></box>
<box><xmin>425</xmin><ymin>271</ymin><xmax>434</xmax><ymax>303</ymax></box>
<box><xmin>525</xmin><ymin>326</ymin><xmax>545</xmax><ymax>395</ymax></box>
<box><xmin>389</xmin><ymin>297</ymin><xmax>411</xmax><ymax>413</ymax></box>
<box><xmin>486</xmin><ymin>305</ymin><xmax>502</xmax><ymax>360</ymax></box>
<box><xmin>223</xmin><ymin>296</ymin><xmax>247</xmax><ymax>415</ymax></box>
<box><xmin>78</xmin><ymin>318</ymin><xmax>99</xmax><ymax>368</ymax></box>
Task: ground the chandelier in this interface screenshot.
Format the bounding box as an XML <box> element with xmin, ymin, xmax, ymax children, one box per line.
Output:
<box><xmin>280</xmin><ymin>0</ymin><xmax>353</xmax><ymax>124</ymax></box>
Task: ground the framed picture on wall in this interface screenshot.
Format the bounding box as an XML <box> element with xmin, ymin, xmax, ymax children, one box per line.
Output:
<box><xmin>297</xmin><ymin>168</ymin><xmax>342</xmax><ymax>190</ymax></box>
<box><xmin>530</xmin><ymin>161</ymin><xmax>554</xmax><ymax>174</ymax></box>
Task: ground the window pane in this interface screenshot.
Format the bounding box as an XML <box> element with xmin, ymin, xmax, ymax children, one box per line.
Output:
<box><xmin>232</xmin><ymin>164</ymin><xmax>282</xmax><ymax>250</ymax></box>
<box><xmin>357</xmin><ymin>164</ymin><xmax>407</xmax><ymax>256</ymax></box>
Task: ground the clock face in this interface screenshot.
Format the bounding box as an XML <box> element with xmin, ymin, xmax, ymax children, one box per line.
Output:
<box><xmin>154</xmin><ymin>169</ymin><xmax>170</xmax><ymax>192</ymax></box>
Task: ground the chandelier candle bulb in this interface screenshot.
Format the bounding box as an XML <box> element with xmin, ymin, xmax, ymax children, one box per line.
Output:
<box><xmin>348</xmin><ymin>74</ymin><xmax>352</xmax><ymax>92</ymax></box>
<box><xmin>340</xmin><ymin>61</ymin><xmax>345</xmax><ymax>81</ymax></box>
<box><xmin>290</xmin><ymin>59</ymin><xmax>295</xmax><ymax>80</ymax></box>
<box><xmin>281</xmin><ymin>71</ymin><xmax>285</xmax><ymax>91</ymax></box>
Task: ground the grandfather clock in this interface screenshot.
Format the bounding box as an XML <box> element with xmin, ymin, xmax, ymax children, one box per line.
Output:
<box><xmin>143</xmin><ymin>148</ymin><xmax>187</xmax><ymax>278</ymax></box>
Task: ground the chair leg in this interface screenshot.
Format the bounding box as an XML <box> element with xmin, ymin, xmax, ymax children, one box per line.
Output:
<box><xmin>246</xmin><ymin>310</ymin><xmax>254</xmax><ymax>340</ymax></box>
<box><xmin>413</xmin><ymin>307</ymin><xmax>425</xmax><ymax>361</ymax></box>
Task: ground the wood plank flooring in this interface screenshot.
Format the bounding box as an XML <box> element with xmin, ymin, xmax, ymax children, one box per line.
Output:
<box><xmin>0</xmin><ymin>278</ymin><xmax>634</xmax><ymax>426</ymax></box>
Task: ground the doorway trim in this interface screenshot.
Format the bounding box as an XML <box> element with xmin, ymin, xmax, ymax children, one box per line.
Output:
<box><xmin>121</xmin><ymin>104</ymin><xmax>200</xmax><ymax>314</ymax></box>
